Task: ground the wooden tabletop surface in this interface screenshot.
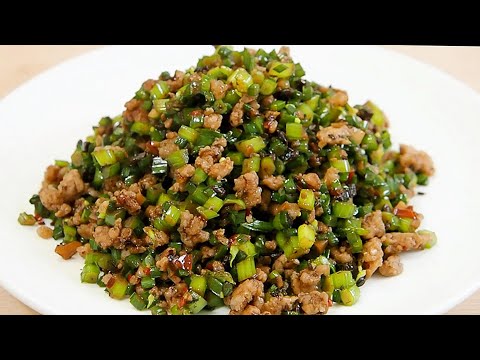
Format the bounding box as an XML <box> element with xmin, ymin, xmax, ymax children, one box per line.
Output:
<box><xmin>1</xmin><ymin>45</ymin><xmax>479</xmax><ymax>315</ymax></box>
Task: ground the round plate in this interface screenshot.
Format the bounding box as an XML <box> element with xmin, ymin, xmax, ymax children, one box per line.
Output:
<box><xmin>0</xmin><ymin>45</ymin><xmax>478</xmax><ymax>315</ymax></box>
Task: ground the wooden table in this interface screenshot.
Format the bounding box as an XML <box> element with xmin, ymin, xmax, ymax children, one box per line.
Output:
<box><xmin>1</xmin><ymin>45</ymin><xmax>478</xmax><ymax>315</ymax></box>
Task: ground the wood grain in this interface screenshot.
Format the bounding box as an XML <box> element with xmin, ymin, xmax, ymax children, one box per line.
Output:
<box><xmin>0</xmin><ymin>45</ymin><xmax>478</xmax><ymax>315</ymax></box>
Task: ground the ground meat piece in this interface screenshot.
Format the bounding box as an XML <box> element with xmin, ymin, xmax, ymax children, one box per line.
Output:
<box><xmin>229</xmin><ymin>279</ymin><xmax>264</xmax><ymax>312</ymax></box>
<box><xmin>164</xmin><ymin>282</ymin><xmax>190</xmax><ymax>309</ymax></box>
<box><xmin>264</xmin><ymin>118</ymin><xmax>278</xmax><ymax>134</ymax></box>
<box><xmin>261</xmin><ymin>175</ymin><xmax>285</xmax><ymax>191</ymax></box>
<box><xmin>301</xmin><ymin>173</ymin><xmax>322</xmax><ymax>190</ymax></box>
<box><xmin>272</xmin><ymin>254</ymin><xmax>287</xmax><ymax>273</ymax></box>
<box><xmin>230</xmin><ymin>101</ymin><xmax>244</xmax><ymax>127</ymax></box>
<box><xmin>123</xmin><ymin>99</ymin><xmax>149</xmax><ymax>123</ymax></box>
<box><xmin>381</xmin><ymin>232</ymin><xmax>431</xmax><ymax>256</ymax></box>
<box><xmin>323</xmin><ymin>167</ymin><xmax>339</xmax><ymax>188</ymax></box>
<box><xmin>166</xmin><ymin>70</ymin><xmax>185</xmax><ymax>92</ymax></box>
<box><xmin>113</xmin><ymin>189</ymin><xmax>141</xmax><ymax>215</ymax></box>
<box><xmin>256</xmin><ymin>92</ymin><xmax>271</xmax><ymax>106</ymax></box>
<box><xmin>265</xmin><ymin>240</ymin><xmax>277</xmax><ymax>252</ymax></box>
<box><xmin>144</xmin><ymin>226</ymin><xmax>169</xmax><ymax>248</ymax></box>
<box><xmin>203</xmin><ymin>113</ymin><xmax>223</xmax><ymax>131</ymax></box>
<box><xmin>279</xmin><ymin>46</ymin><xmax>291</xmax><ymax>57</ymax></box>
<box><xmin>170</xmin><ymin>164</ymin><xmax>195</xmax><ymax>192</ymax></box>
<box><xmin>291</xmin><ymin>265</ymin><xmax>329</xmax><ymax>295</ymax></box>
<box><xmin>361</xmin><ymin>210</ymin><xmax>386</xmax><ymax>239</ymax></box>
<box><xmin>44</xmin><ymin>165</ymin><xmax>62</xmax><ymax>183</ymax></box>
<box><xmin>270</xmin><ymin>202</ymin><xmax>301</xmax><ymax>219</ymax></box>
<box><xmin>234</xmin><ymin>171</ymin><xmax>262</xmax><ymax>208</ymax></box>
<box><xmin>331</xmin><ymin>246</ymin><xmax>353</xmax><ymax>264</ymax></box>
<box><xmin>40</xmin><ymin>169</ymin><xmax>85</xmax><ymax>211</ymax></box>
<box><xmin>261</xmin><ymin>296</ymin><xmax>297</xmax><ymax>315</ymax></box>
<box><xmin>213</xmin><ymin>229</ymin><xmax>229</xmax><ymax>246</ymax></box>
<box><xmin>145</xmin><ymin>205</ymin><xmax>162</xmax><ymax>221</ymax></box>
<box><xmin>361</xmin><ymin>237</ymin><xmax>384</xmax><ymax>278</ymax></box>
<box><xmin>254</xmin><ymin>268</ymin><xmax>268</xmax><ymax>283</ymax></box>
<box><xmin>328</xmin><ymin>90</ymin><xmax>349</xmax><ymax>107</ymax></box>
<box><xmin>78</xmin><ymin>223</ymin><xmax>94</xmax><ymax>239</ymax></box>
<box><xmin>178</xmin><ymin>210</ymin><xmax>209</xmax><ymax>248</ymax></box>
<box><xmin>58</xmin><ymin>169</ymin><xmax>86</xmax><ymax>202</ymax></box>
<box><xmin>156</xmin><ymin>137</ymin><xmax>179</xmax><ymax>159</ymax></box>
<box><xmin>93</xmin><ymin>226</ymin><xmax>113</xmax><ymax>249</ymax></box>
<box><xmin>200</xmin><ymin>246</ymin><xmax>216</xmax><ymax>260</ymax></box>
<box><xmin>142</xmin><ymin>79</ymin><xmax>156</xmax><ymax>91</ymax></box>
<box><xmin>76</xmin><ymin>243</ymin><xmax>92</xmax><ymax>258</ymax></box>
<box><xmin>238</xmin><ymin>305</ymin><xmax>261</xmax><ymax>315</ymax></box>
<box><xmin>379</xmin><ymin>255</ymin><xmax>404</xmax><ymax>277</ymax></box>
<box><xmin>138</xmin><ymin>174</ymin><xmax>157</xmax><ymax>189</ymax></box>
<box><xmin>265</xmin><ymin>110</ymin><xmax>280</xmax><ymax>123</ymax></box>
<box><xmin>298</xmin><ymin>291</ymin><xmax>329</xmax><ymax>315</ymax></box>
<box><xmin>37</xmin><ymin>226</ymin><xmax>53</xmax><ymax>239</ymax></box>
<box><xmin>54</xmin><ymin>203</ymin><xmax>72</xmax><ymax>218</ymax></box>
<box><xmin>208</xmin><ymin>157</ymin><xmax>234</xmax><ymax>180</ymax></box>
<box><xmin>210</xmin><ymin>79</ymin><xmax>228</xmax><ymax>100</ymax></box>
<box><xmin>398</xmin><ymin>144</ymin><xmax>435</xmax><ymax>176</ymax></box>
<box><xmin>195</xmin><ymin>138</ymin><xmax>227</xmax><ymax>173</ymax></box>
<box><xmin>210</xmin><ymin>261</ymin><xmax>225</xmax><ymax>272</ymax></box>
<box><xmin>38</xmin><ymin>188</ymin><xmax>62</xmax><ymax>212</ymax></box>
<box><xmin>316</xmin><ymin>123</ymin><xmax>365</xmax><ymax>149</ymax></box>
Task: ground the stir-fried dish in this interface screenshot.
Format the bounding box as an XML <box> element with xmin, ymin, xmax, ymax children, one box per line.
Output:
<box><xmin>19</xmin><ymin>46</ymin><xmax>436</xmax><ymax>315</ymax></box>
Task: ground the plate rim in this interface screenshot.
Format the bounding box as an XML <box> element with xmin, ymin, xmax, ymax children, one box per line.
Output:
<box><xmin>1</xmin><ymin>45</ymin><xmax>480</xmax><ymax>315</ymax></box>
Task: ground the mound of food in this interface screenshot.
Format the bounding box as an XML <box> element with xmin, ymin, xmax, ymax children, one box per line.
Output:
<box><xmin>19</xmin><ymin>46</ymin><xmax>436</xmax><ymax>315</ymax></box>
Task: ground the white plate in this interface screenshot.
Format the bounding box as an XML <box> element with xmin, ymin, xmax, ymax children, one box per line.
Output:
<box><xmin>0</xmin><ymin>45</ymin><xmax>479</xmax><ymax>315</ymax></box>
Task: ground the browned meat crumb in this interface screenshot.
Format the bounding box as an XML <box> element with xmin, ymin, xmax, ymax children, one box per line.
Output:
<box><xmin>213</xmin><ymin>229</ymin><xmax>229</xmax><ymax>246</ymax></box>
<box><xmin>113</xmin><ymin>189</ymin><xmax>141</xmax><ymax>215</ymax></box>
<box><xmin>203</xmin><ymin>108</ymin><xmax>223</xmax><ymax>130</ymax></box>
<box><xmin>44</xmin><ymin>165</ymin><xmax>62</xmax><ymax>183</ymax></box>
<box><xmin>178</xmin><ymin>210</ymin><xmax>209</xmax><ymax>248</ymax></box>
<box><xmin>323</xmin><ymin>167</ymin><xmax>339</xmax><ymax>188</ymax></box>
<box><xmin>77</xmin><ymin>223</ymin><xmax>94</xmax><ymax>240</ymax></box>
<box><xmin>76</xmin><ymin>243</ymin><xmax>92</xmax><ymax>258</ymax></box>
<box><xmin>200</xmin><ymin>246</ymin><xmax>216</xmax><ymax>260</ymax></box>
<box><xmin>138</xmin><ymin>174</ymin><xmax>157</xmax><ymax>189</ymax></box>
<box><xmin>301</xmin><ymin>173</ymin><xmax>322</xmax><ymax>190</ymax></box>
<box><xmin>143</xmin><ymin>226</ymin><xmax>169</xmax><ymax>248</ymax></box>
<box><xmin>55</xmin><ymin>203</ymin><xmax>72</xmax><ymax>218</ymax></box>
<box><xmin>261</xmin><ymin>175</ymin><xmax>285</xmax><ymax>191</ymax></box>
<box><xmin>382</xmin><ymin>232</ymin><xmax>432</xmax><ymax>256</ymax></box>
<box><xmin>195</xmin><ymin>137</ymin><xmax>227</xmax><ymax>173</ymax></box>
<box><xmin>328</xmin><ymin>90</ymin><xmax>349</xmax><ymax>107</ymax></box>
<box><xmin>238</xmin><ymin>305</ymin><xmax>261</xmax><ymax>315</ymax></box>
<box><xmin>170</xmin><ymin>164</ymin><xmax>195</xmax><ymax>192</ymax></box>
<box><xmin>156</xmin><ymin>137</ymin><xmax>179</xmax><ymax>159</ymax></box>
<box><xmin>316</xmin><ymin>123</ymin><xmax>365</xmax><ymax>148</ymax></box>
<box><xmin>261</xmin><ymin>296</ymin><xmax>297</xmax><ymax>315</ymax></box>
<box><xmin>379</xmin><ymin>255</ymin><xmax>404</xmax><ymax>277</ymax></box>
<box><xmin>291</xmin><ymin>264</ymin><xmax>329</xmax><ymax>295</ymax></box>
<box><xmin>210</xmin><ymin>79</ymin><xmax>228</xmax><ymax>100</ymax></box>
<box><xmin>398</xmin><ymin>144</ymin><xmax>435</xmax><ymax>176</ymax></box>
<box><xmin>360</xmin><ymin>237</ymin><xmax>384</xmax><ymax>278</ymax></box>
<box><xmin>265</xmin><ymin>240</ymin><xmax>277</xmax><ymax>252</ymax></box>
<box><xmin>331</xmin><ymin>246</ymin><xmax>353</xmax><ymax>264</ymax></box>
<box><xmin>229</xmin><ymin>279</ymin><xmax>264</xmax><ymax>312</ymax></box>
<box><xmin>361</xmin><ymin>210</ymin><xmax>386</xmax><ymax>239</ymax></box>
<box><xmin>166</xmin><ymin>70</ymin><xmax>185</xmax><ymax>92</ymax></box>
<box><xmin>298</xmin><ymin>291</ymin><xmax>329</xmax><ymax>315</ymax></box>
<box><xmin>233</xmin><ymin>171</ymin><xmax>262</xmax><ymax>208</ymax></box>
<box><xmin>37</xmin><ymin>226</ymin><xmax>53</xmax><ymax>239</ymax></box>
<box><xmin>254</xmin><ymin>267</ymin><xmax>268</xmax><ymax>283</ymax></box>
<box><xmin>270</xmin><ymin>202</ymin><xmax>301</xmax><ymax>219</ymax></box>
<box><xmin>208</xmin><ymin>157</ymin><xmax>234</xmax><ymax>180</ymax></box>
